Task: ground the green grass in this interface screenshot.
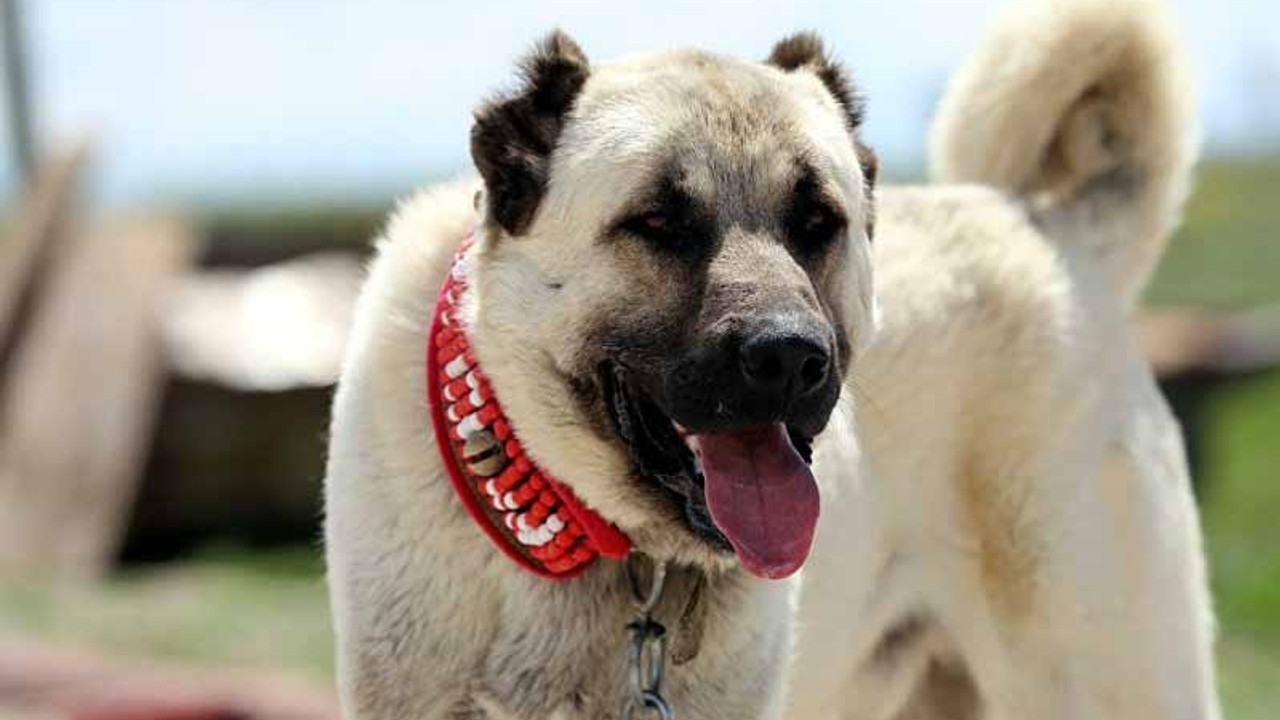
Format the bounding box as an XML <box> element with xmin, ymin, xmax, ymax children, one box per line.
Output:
<box><xmin>1198</xmin><ymin>372</ymin><xmax>1280</xmax><ymax>719</ymax></box>
<box><xmin>1147</xmin><ymin>158</ymin><xmax>1280</xmax><ymax>718</ymax></box>
<box><xmin>0</xmin><ymin>544</ymin><xmax>334</xmax><ymax>680</ymax></box>
<box><xmin>1146</xmin><ymin>159</ymin><xmax>1280</xmax><ymax>309</ymax></box>
<box><xmin>1</xmin><ymin>159</ymin><xmax>1278</xmax><ymax>714</ymax></box>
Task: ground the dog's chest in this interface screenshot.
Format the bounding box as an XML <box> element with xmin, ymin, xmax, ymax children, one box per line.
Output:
<box><xmin>466</xmin><ymin>570</ymin><xmax>788</xmax><ymax>720</ymax></box>
<box><xmin>472</xmin><ymin>618</ymin><xmax>625</xmax><ymax>719</ymax></box>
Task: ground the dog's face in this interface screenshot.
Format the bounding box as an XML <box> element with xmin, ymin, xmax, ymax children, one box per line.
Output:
<box><xmin>467</xmin><ymin>32</ymin><xmax>877</xmax><ymax>577</ymax></box>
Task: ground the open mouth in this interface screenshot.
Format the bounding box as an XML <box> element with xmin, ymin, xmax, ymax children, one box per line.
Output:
<box><xmin>602</xmin><ymin>363</ymin><xmax>820</xmax><ymax>579</ymax></box>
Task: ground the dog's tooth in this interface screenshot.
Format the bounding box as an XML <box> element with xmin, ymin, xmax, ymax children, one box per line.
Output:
<box><xmin>463</xmin><ymin>430</ymin><xmax>506</xmax><ymax>477</ymax></box>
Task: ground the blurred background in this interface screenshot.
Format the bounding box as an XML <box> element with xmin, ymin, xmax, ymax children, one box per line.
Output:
<box><xmin>0</xmin><ymin>1</ymin><xmax>1276</xmax><ymax>719</ymax></box>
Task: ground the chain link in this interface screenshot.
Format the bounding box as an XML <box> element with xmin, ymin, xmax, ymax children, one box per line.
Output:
<box><xmin>621</xmin><ymin>555</ymin><xmax>674</xmax><ymax>720</ymax></box>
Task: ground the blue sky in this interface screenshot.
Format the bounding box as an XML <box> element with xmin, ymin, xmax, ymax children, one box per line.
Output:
<box><xmin>2</xmin><ymin>0</ymin><xmax>1278</xmax><ymax>208</ymax></box>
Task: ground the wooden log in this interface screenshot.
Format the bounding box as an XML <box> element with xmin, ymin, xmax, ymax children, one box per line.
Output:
<box><xmin>0</xmin><ymin>140</ymin><xmax>91</xmax><ymax>358</ymax></box>
<box><xmin>161</xmin><ymin>252</ymin><xmax>363</xmax><ymax>391</ymax></box>
<box><xmin>1136</xmin><ymin>305</ymin><xmax>1280</xmax><ymax>377</ymax></box>
<box><xmin>0</xmin><ymin>215</ymin><xmax>201</xmax><ymax>580</ymax></box>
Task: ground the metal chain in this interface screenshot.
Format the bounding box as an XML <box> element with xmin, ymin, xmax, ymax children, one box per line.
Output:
<box><xmin>621</xmin><ymin>554</ymin><xmax>674</xmax><ymax>720</ymax></box>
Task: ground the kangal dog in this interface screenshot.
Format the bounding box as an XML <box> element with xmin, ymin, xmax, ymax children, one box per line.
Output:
<box><xmin>325</xmin><ymin>0</ymin><xmax>1220</xmax><ymax>717</ymax></box>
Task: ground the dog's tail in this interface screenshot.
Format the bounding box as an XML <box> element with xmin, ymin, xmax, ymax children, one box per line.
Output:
<box><xmin>929</xmin><ymin>0</ymin><xmax>1197</xmax><ymax>306</ymax></box>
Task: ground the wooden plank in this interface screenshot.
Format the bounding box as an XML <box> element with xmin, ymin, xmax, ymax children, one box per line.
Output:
<box><xmin>0</xmin><ymin>141</ymin><xmax>91</xmax><ymax>354</ymax></box>
<box><xmin>0</xmin><ymin>215</ymin><xmax>201</xmax><ymax>580</ymax></box>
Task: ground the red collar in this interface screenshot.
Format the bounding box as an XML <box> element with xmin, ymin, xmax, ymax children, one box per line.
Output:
<box><xmin>426</xmin><ymin>233</ymin><xmax>632</xmax><ymax>579</ymax></box>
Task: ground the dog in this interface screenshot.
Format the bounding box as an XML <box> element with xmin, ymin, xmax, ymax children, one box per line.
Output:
<box><xmin>324</xmin><ymin>0</ymin><xmax>1221</xmax><ymax>717</ymax></box>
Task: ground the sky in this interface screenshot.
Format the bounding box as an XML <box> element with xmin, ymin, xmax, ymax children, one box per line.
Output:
<box><xmin>2</xmin><ymin>0</ymin><xmax>1278</xmax><ymax>208</ymax></box>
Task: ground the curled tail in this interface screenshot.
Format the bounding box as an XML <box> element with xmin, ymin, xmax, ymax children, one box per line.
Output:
<box><xmin>929</xmin><ymin>0</ymin><xmax>1198</xmax><ymax>306</ymax></box>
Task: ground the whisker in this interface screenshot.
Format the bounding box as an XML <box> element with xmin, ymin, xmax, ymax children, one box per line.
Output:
<box><xmin>847</xmin><ymin>371</ymin><xmax>889</xmax><ymax>430</ymax></box>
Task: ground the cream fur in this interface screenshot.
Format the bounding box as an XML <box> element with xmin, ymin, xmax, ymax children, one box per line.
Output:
<box><xmin>930</xmin><ymin>0</ymin><xmax>1198</xmax><ymax>308</ymax></box>
<box><xmin>325</xmin><ymin>1</ymin><xmax>1219</xmax><ymax>718</ymax></box>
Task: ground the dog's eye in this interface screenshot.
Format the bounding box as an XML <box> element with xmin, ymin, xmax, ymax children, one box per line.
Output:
<box><xmin>621</xmin><ymin>211</ymin><xmax>677</xmax><ymax>241</ymax></box>
<box><xmin>638</xmin><ymin>213</ymin><xmax>668</xmax><ymax>231</ymax></box>
<box><xmin>614</xmin><ymin>185</ymin><xmax>710</xmax><ymax>255</ymax></box>
<box><xmin>801</xmin><ymin>211</ymin><xmax>827</xmax><ymax>234</ymax></box>
<box><xmin>790</xmin><ymin>203</ymin><xmax>846</xmax><ymax>252</ymax></box>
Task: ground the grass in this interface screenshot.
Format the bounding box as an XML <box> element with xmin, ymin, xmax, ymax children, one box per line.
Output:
<box><xmin>1</xmin><ymin>159</ymin><xmax>1278</xmax><ymax>715</ymax></box>
<box><xmin>1147</xmin><ymin>157</ymin><xmax>1280</xmax><ymax>718</ymax></box>
<box><xmin>1146</xmin><ymin>159</ymin><xmax>1280</xmax><ymax>310</ymax></box>
<box><xmin>0</xmin><ymin>544</ymin><xmax>334</xmax><ymax>680</ymax></box>
<box><xmin>1197</xmin><ymin>371</ymin><xmax>1280</xmax><ymax>719</ymax></box>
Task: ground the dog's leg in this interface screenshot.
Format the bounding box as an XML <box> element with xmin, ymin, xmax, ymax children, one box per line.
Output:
<box><xmin>327</xmin><ymin>475</ymin><xmax>502</xmax><ymax>720</ymax></box>
<box><xmin>326</xmin><ymin>349</ymin><xmax>502</xmax><ymax>719</ymax></box>
<box><xmin>930</xmin><ymin>365</ymin><xmax>1220</xmax><ymax>720</ymax></box>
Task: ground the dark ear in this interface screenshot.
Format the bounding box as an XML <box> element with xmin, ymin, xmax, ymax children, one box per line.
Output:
<box><xmin>768</xmin><ymin>33</ymin><xmax>878</xmax><ymax>235</ymax></box>
<box><xmin>470</xmin><ymin>31</ymin><xmax>590</xmax><ymax>236</ymax></box>
<box><xmin>767</xmin><ymin>33</ymin><xmax>864</xmax><ymax>130</ymax></box>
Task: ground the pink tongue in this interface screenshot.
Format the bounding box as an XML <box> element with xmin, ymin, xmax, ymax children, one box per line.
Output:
<box><xmin>688</xmin><ymin>424</ymin><xmax>819</xmax><ymax>579</ymax></box>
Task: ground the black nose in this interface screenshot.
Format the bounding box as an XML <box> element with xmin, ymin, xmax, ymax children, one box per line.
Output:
<box><xmin>739</xmin><ymin>332</ymin><xmax>830</xmax><ymax>399</ymax></box>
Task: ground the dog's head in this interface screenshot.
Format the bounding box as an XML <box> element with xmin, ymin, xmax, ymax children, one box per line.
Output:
<box><xmin>466</xmin><ymin>32</ymin><xmax>877</xmax><ymax>578</ymax></box>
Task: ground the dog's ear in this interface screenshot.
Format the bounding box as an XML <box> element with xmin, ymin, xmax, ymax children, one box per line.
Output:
<box><xmin>768</xmin><ymin>33</ymin><xmax>877</xmax><ymax>235</ymax></box>
<box><xmin>767</xmin><ymin>33</ymin><xmax>864</xmax><ymax>131</ymax></box>
<box><xmin>471</xmin><ymin>30</ymin><xmax>590</xmax><ymax>236</ymax></box>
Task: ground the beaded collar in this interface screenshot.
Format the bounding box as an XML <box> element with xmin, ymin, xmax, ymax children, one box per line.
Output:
<box><xmin>426</xmin><ymin>233</ymin><xmax>632</xmax><ymax>579</ymax></box>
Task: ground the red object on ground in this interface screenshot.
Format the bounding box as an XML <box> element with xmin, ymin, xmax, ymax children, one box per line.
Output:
<box><xmin>74</xmin><ymin>703</ymin><xmax>248</xmax><ymax>720</ymax></box>
<box><xmin>0</xmin><ymin>639</ymin><xmax>339</xmax><ymax>720</ymax></box>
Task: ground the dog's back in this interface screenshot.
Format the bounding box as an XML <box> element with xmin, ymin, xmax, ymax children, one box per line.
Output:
<box><xmin>791</xmin><ymin>2</ymin><xmax>1218</xmax><ymax>719</ymax></box>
